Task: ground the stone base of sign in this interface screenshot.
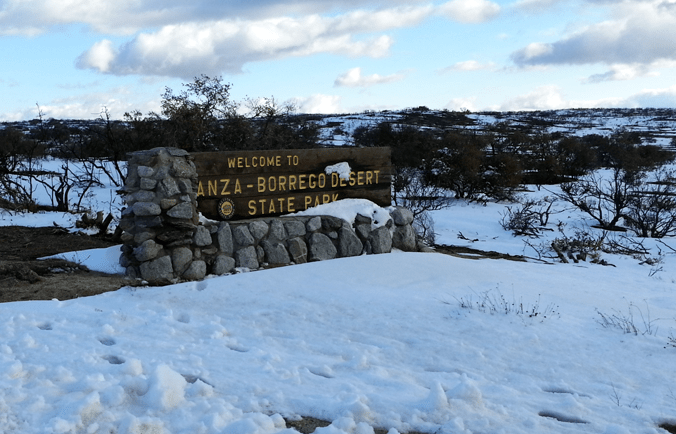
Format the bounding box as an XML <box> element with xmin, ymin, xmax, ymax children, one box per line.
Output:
<box><xmin>119</xmin><ymin>147</ymin><xmax>420</xmax><ymax>285</ymax></box>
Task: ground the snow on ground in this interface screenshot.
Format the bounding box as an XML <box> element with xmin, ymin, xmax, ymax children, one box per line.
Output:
<box><xmin>2</xmin><ymin>174</ymin><xmax>676</xmax><ymax>433</ymax></box>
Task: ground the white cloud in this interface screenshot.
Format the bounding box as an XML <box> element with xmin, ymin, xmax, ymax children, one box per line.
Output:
<box><xmin>500</xmin><ymin>85</ymin><xmax>568</xmax><ymax>111</ymax></box>
<box><xmin>0</xmin><ymin>0</ymin><xmax>431</xmax><ymax>36</ymax></box>
<box><xmin>511</xmin><ymin>1</ymin><xmax>676</xmax><ymax>69</ymax></box>
<box><xmin>445</xmin><ymin>96</ymin><xmax>478</xmax><ymax>111</ymax></box>
<box><xmin>437</xmin><ymin>0</ymin><xmax>501</xmax><ymax>23</ymax></box>
<box><xmin>512</xmin><ymin>0</ymin><xmax>566</xmax><ymax>14</ymax></box>
<box><xmin>440</xmin><ymin>60</ymin><xmax>496</xmax><ymax>72</ymax></box>
<box><xmin>294</xmin><ymin>94</ymin><xmax>343</xmax><ymax>114</ymax></box>
<box><xmin>584</xmin><ymin>63</ymin><xmax>660</xmax><ymax>83</ymax></box>
<box><xmin>334</xmin><ymin>67</ymin><xmax>404</xmax><ymax>87</ymax></box>
<box><xmin>77</xmin><ymin>5</ymin><xmax>441</xmax><ymax>77</ymax></box>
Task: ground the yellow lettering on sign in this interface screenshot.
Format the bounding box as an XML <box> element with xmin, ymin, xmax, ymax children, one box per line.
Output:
<box><xmin>237</xmin><ymin>157</ymin><xmax>243</xmax><ymax>168</ymax></box>
<box><xmin>268</xmin><ymin>176</ymin><xmax>277</xmax><ymax>192</ymax></box>
<box><xmin>331</xmin><ymin>173</ymin><xmax>339</xmax><ymax>188</ymax></box>
<box><xmin>374</xmin><ymin>170</ymin><xmax>380</xmax><ymax>183</ymax></box>
<box><xmin>349</xmin><ymin>172</ymin><xmax>356</xmax><ymax>187</ymax></box>
<box><xmin>234</xmin><ymin>179</ymin><xmax>242</xmax><ymax>194</ymax></box>
<box><xmin>228</xmin><ymin>158</ymin><xmax>236</xmax><ymax>168</ymax></box>
<box><xmin>299</xmin><ymin>174</ymin><xmax>307</xmax><ymax>190</ymax></box>
<box><xmin>197</xmin><ymin>181</ymin><xmax>204</xmax><ymax>197</ymax></box>
<box><xmin>304</xmin><ymin>196</ymin><xmax>312</xmax><ymax>209</ymax></box>
<box><xmin>248</xmin><ymin>200</ymin><xmax>256</xmax><ymax>215</ymax></box>
<box><xmin>258</xmin><ymin>177</ymin><xmax>266</xmax><ymax>193</ymax></box>
<box><xmin>267</xmin><ymin>156</ymin><xmax>275</xmax><ymax>166</ymax></box>
<box><xmin>323</xmin><ymin>194</ymin><xmax>330</xmax><ymax>204</ymax></box>
<box><xmin>208</xmin><ymin>180</ymin><xmax>218</xmax><ymax>196</ymax></box>
<box><xmin>366</xmin><ymin>171</ymin><xmax>373</xmax><ymax>184</ymax></box>
<box><xmin>288</xmin><ymin>197</ymin><xmax>295</xmax><ymax>212</ymax></box>
<box><xmin>289</xmin><ymin>175</ymin><xmax>297</xmax><ymax>190</ymax></box>
<box><xmin>332</xmin><ymin>193</ymin><xmax>339</xmax><ymax>202</ymax></box>
<box><xmin>278</xmin><ymin>176</ymin><xmax>287</xmax><ymax>191</ymax></box>
<box><xmin>314</xmin><ymin>195</ymin><xmax>321</xmax><ymax>207</ymax></box>
<box><xmin>275</xmin><ymin>156</ymin><xmax>281</xmax><ymax>166</ymax></box>
<box><xmin>220</xmin><ymin>179</ymin><xmax>230</xmax><ymax>195</ymax></box>
<box><xmin>309</xmin><ymin>174</ymin><xmax>317</xmax><ymax>189</ymax></box>
<box><xmin>268</xmin><ymin>199</ymin><xmax>276</xmax><ymax>214</ymax></box>
<box><xmin>357</xmin><ymin>171</ymin><xmax>364</xmax><ymax>186</ymax></box>
<box><xmin>318</xmin><ymin>173</ymin><xmax>326</xmax><ymax>188</ymax></box>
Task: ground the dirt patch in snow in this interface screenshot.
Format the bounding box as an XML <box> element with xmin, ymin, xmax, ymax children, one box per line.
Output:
<box><xmin>0</xmin><ymin>226</ymin><xmax>129</xmax><ymax>303</ymax></box>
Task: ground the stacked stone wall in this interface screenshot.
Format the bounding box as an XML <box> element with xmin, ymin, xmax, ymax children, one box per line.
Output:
<box><xmin>119</xmin><ymin>147</ymin><xmax>419</xmax><ymax>284</ymax></box>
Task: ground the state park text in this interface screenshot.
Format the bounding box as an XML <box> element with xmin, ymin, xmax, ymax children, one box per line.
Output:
<box><xmin>191</xmin><ymin>148</ymin><xmax>391</xmax><ymax>220</ymax></box>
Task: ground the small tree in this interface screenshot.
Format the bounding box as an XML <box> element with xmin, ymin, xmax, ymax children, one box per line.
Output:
<box><xmin>624</xmin><ymin>168</ymin><xmax>676</xmax><ymax>238</ymax></box>
<box><xmin>556</xmin><ymin>168</ymin><xmax>641</xmax><ymax>230</ymax></box>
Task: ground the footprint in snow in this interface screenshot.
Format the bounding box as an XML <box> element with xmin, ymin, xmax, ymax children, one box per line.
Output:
<box><xmin>538</xmin><ymin>410</ymin><xmax>589</xmax><ymax>424</ymax></box>
<box><xmin>102</xmin><ymin>355</ymin><xmax>125</xmax><ymax>365</ymax></box>
<box><xmin>37</xmin><ymin>323</ymin><xmax>52</xmax><ymax>330</ymax></box>
<box><xmin>543</xmin><ymin>387</ymin><xmax>591</xmax><ymax>398</ymax></box>
<box><xmin>98</xmin><ymin>336</ymin><xmax>116</xmax><ymax>346</ymax></box>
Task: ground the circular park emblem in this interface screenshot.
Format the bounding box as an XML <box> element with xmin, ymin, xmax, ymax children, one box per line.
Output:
<box><xmin>217</xmin><ymin>198</ymin><xmax>235</xmax><ymax>220</ymax></box>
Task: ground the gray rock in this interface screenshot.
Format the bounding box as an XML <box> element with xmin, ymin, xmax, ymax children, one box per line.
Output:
<box><xmin>132</xmin><ymin>201</ymin><xmax>161</xmax><ymax>217</ymax></box>
<box><xmin>193</xmin><ymin>225</ymin><xmax>212</xmax><ymax>247</ymax></box>
<box><xmin>135</xmin><ymin>216</ymin><xmax>163</xmax><ymax>228</ymax></box>
<box><xmin>137</xmin><ymin>166</ymin><xmax>155</xmax><ymax>178</ymax></box>
<box><xmin>392</xmin><ymin>224</ymin><xmax>417</xmax><ymax>252</ymax></box>
<box><xmin>308</xmin><ymin>232</ymin><xmax>337</xmax><ymax>261</ymax></box>
<box><xmin>233</xmin><ymin>225</ymin><xmax>255</xmax><ymax>247</ymax></box>
<box><xmin>171</xmin><ymin>247</ymin><xmax>193</xmax><ymax>274</ymax></box>
<box><xmin>287</xmin><ymin>237</ymin><xmax>308</xmax><ymax>264</ymax></box>
<box><xmin>182</xmin><ymin>260</ymin><xmax>206</xmax><ymax>281</ymax></box>
<box><xmin>134</xmin><ymin>229</ymin><xmax>156</xmax><ymax>244</ymax></box>
<box><xmin>256</xmin><ymin>245</ymin><xmax>265</xmax><ymax>264</ymax></box>
<box><xmin>125</xmin><ymin>266</ymin><xmax>140</xmax><ymax>279</ymax></box>
<box><xmin>167</xmin><ymin>202</ymin><xmax>194</xmax><ymax>219</ymax></box>
<box><xmin>160</xmin><ymin>177</ymin><xmax>181</xmax><ymax>197</ymax></box>
<box><xmin>354</xmin><ymin>223</ymin><xmax>371</xmax><ymax>242</ymax></box>
<box><xmin>134</xmin><ymin>239</ymin><xmax>163</xmax><ymax>262</ymax></box>
<box><xmin>368</xmin><ymin>226</ymin><xmax>392</xmax><ymax>254</ymax></box>
<box><xmin>248</xmin><ymin>220</ymin><xmax>269</xmax><ymax>241</ymax></box>
<box><xmin>167</xmin><ymin>148</ymin><xmax>190</xmax><ymax>157</ymax></box>
<box><xmin>338</xmin><ymin>227</ymin><xmax>363</xmax><ymax>257</ymax></box>
<box><xmin>119</xmin><ymin>253</ymin><xmax>131</xmax><ymax>268</ymax></box>
<box><xmin>160</xmin><ymin>198</ymin><xmax>177</xmax><ymax>209</ymax></box>
<box><xmin>217</xmin><ymin>223</ymin><xmax>233</xmax><ymax>254</ymax></box>
<box><xmin>306</xmin><ymin>216</ymin><xmax>322</xmax><ymax>232</ymax></box>
<box><xmin>212</xmin><ymin>254</ymin><xmax>236</xmax><ymax>275</ymax></box>
<box><xmin>120</xmin><ymin>231</ymin><xmax>134</xmax><ymax>243</ymax></box>
<box><xmin>390</xmin><ymin>207</ymin><xmax>414</xmax><ymax>226</ymax></box>
<box><xmin>132</xmin><ymin>190</ymin><xmax>156</xmax><ymax>203</ymax></box>
<box><xmin>283</xmin><ymin>220</ymin><xmax>306</xmax><ymax>238</ymax></box>
<box><xmin>322</xmin><ymin>216</ymin><xmax>344</xmax><ymax>231</ymax></box>
<box><xmin>177</xmin><ymin>179</ymin><xmax>192</xmax><ymax>194</ymax></box>
<box><xmin>262</xmin><ymin>240</ymin><xmax>290</xmax><ymax>265</ymax></box>
<box><xmin>268</xmin><ymin>219</ymin><xmax>287</xmax><ymax>243</ymax></box>
<box><xmin>235</xmin><ymin>246</ymin><xmax>259</xmax><ymax>269</ymax></box>
<box><xmin>355</xmin><ymin>213</ymin><xmax>372</xmax><ymax>225</ymax></box>
<box><xmin>140</xmin><ymin>255</ymin><xmax>173</xmax><ymax>283</ymax></box>
<box><xmin>140</xmin><ymin>177</ymin><xmax>157</xmax><ymax>190</ymax></box>
<box><xmin>171</xmin><ymin>159</ymin><xmax>196</xmax><ymax>178</ymax></box>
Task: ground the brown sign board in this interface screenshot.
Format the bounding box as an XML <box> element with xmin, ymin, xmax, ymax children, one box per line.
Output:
<box><xmin>192</xmin><ymin>147</ymin><xmax>392</xmax><ymax>220</ymax></box>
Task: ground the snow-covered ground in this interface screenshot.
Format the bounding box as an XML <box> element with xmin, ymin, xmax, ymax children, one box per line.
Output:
<box><xmin>2</xmin><ymin>176</ymin><xmax>676</xmax><ymax>433</ymax></box>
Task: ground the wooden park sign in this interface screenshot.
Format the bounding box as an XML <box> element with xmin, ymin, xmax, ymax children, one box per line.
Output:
<box><xmin>192</xmin><ymin>147</ymin><xmax>392</xmax><ymax>220</ymax></box>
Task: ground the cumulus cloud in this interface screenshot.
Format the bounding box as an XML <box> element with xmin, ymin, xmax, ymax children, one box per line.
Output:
<box><xmin>511</xmin><ymin>1</ymin><xmax>676</xmax><ymax>68</ymax></box>
<box><xmin>500</xmin><ymin>85</ymin><xmax>568</xmax><ymax>111</ymax></box>
<box><xmin>437</xmin><ymin>0</ymin><xmax>501</xmax><ymax>23</ymax></box>
<box><xmin>334</xmin><ymin>67</ymin><xmax>404</xmax><ymax>87</ymax></box>
<box><xmin>294</xmin><ymin>94</ymin><xmax>343</xmax><ymax>114</ymax></box>
<box><xmin>76</xmin><ymin>4</ymin><xmax>448</xmax><ymax>78</ymax></box>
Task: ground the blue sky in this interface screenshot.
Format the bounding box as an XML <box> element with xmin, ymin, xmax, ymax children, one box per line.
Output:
<box><xmin>2</xmin><ymin>0</ymin><xmax>676</xmax><ymax>120</ymax></box>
